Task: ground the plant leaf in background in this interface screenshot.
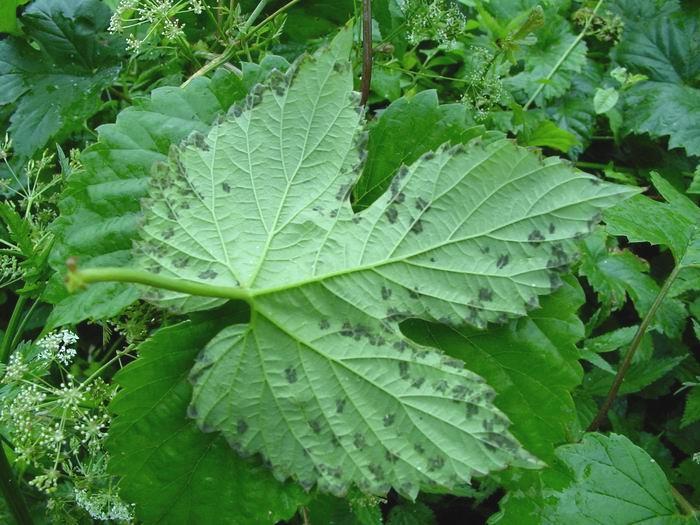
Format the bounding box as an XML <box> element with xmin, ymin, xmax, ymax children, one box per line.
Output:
<box><xmin>612</xmin><ymin>5</ymin><xmax>700</xmax><ymax>156</ymax></box>
<box><xmin>492</xmin><ymin>433</ymin><xmax>690</xmax><ymax>524</ymax></box>
<box><xmin>504</xmin><ymin>19</ymin><xmax>588</xmax><ymax>105</ymax></box>
<box><xmin>353</xmin><ymin>89</ymin><xmax>502</xmax><ymax>209</ymax></box>
<box><xmin>0</xmin><ymin>0</ymin><xmax>29</xmax><ymax>34</ymax></box>
<box><xmin>107</xmin><ymin>317</ymin><xmax>307</xmax><ymax>525</ymax></box>
<box><xmin>0</xmin><ymin>0</ymin><xmax>124</xmax><ymax>158</ymax></box>
<box><xmin>45</xmin><ymin>71</ymin><xmax>246</xmax><ymax>328</ymax></box>
<box><xmin>121</xmin><ymin>28</ymin><xmax>636</xmax><ymax>496</ymax></box>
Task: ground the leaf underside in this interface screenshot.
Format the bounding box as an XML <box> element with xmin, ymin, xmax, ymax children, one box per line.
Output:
<box><xmin>132</xmin><ymin>28</ymin><xmax>635</xmax><ymax>497</ymax></box>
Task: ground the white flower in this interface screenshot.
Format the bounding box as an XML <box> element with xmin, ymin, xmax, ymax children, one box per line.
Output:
<box><xmin>75</xmin><ymin>488</ymin><xmax>134</xmax><ymax>521</ymax></box>
<box><xmin>2</xmin><ymin>353</ymin><xmax>28</xmax><ymax>383</ymax></box>
<box><xmin>37</xmin><ymin>330</ymin><xmax>79</xmax><ymax>366</ymax></box>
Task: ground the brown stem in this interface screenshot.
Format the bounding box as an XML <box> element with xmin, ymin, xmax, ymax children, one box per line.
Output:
<box><xmin>360</xmin><ymin>0</ymin><xmax>373</xmax><ymax>106</ymax></box>
<box><xmin>587</xmin><ymin>264</ymin><xmax>682</xmax><ymax>431</ymax></box>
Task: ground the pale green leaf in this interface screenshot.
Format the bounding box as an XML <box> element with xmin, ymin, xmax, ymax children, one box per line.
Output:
<box><xmin>107</xmin><ymin>317</ymin><xmax>307</xmax><ymax>525</ymax></box>
<box><xmin>493</xmin><ymin>433</ymin><xmax>689</xmax><ymax>525</ymax></box>
<box><xmin>593</xmin><ymin>87</ymin><xmax>619</xmax><ymax>114</ymax></box>
<box><xmin>130</xmin><ymin>28</ymin><xmax>634</xmax><ymax>496</ymax></box>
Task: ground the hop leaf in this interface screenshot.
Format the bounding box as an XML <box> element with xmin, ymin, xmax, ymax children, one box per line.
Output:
<box><xmin>127</xmin><ymin>28</ymin><xmax>635</xmax><ymax>497</ymax></box>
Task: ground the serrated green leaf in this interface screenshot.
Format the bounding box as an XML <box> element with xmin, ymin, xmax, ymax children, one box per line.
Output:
<box><xmin>45</xmin><ymin>70</ymin><xmax>245</xmax><ymax>328</ymax></box>
<box><xmin>605</xmin><ymin>172</ymin><xmax>700</xmax><ymax>266</ymax></box>
<box><xmin>353</xmin><ymin>89</ymin><xmax>500</xmax><ymax>208</ymax></box>
<box><xmin>493</xmin><ymin>433</ymin><xmax>689</xmax><ymax>524</ymax></box>
<box><xmin>579</xmin><ymin>230</ymin><xmax>688</xmax><ymax>338</ymax></box>
<box><xmin>118</xmin><ymin>28</ymin><xmax>635</xmax><ymax>496</ymax></box>
<box><xmin>107</xmin><ymin>318</ymin><xmax>307</xmax><ymax>525</ymax></box>
<box><xmin>613</xmin><ymin>13</ymin><xmax>700</xmax><ymax>156</ymax></box>
<box><xmin>682</xmin><ymin>386</ymin><xmax>700</xmax><ymax>428</ymax></box>
<box><xmin>504</xmin><ymin>18</ymin><xmax>588</xmax><ymax>105</ymax></box>
<box><xmin>0</xmin><ymin>0</ymin><xmax>123</xmax><ymax>157</ymax></box>
<box><xmin>403</xmin><ymin>275</ymin><xmax>585</xmax><ymax>463</ymax></box>
<box><xmin>583</xmin><ymin>355</ymin><xmax>686</xmax><ymax>396</ymax></box>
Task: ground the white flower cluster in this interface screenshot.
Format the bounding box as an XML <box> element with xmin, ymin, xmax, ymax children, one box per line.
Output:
<box><xmin>403</xmin><ymin>0</ymin><xmax>466</xmax><ymax>46</ymax></box>
<box><xmin>108</xmin><ymin>0</ymin><xmax>205</xmax><ymax>52</ymax></box>
<box><xmin>694</xmin><ymin>452</ymin><xmax>700</xmax><ymax>464</ymax></box>
<box><xmin>75</xmin><ymin>488</ymin><xmax>134</xmax><ymax>522</ymax></box>
<box><xmin>37</xmin><ymin>330</ymin><xmax>79</xmax><ymax>366</ymax></box>
<box><xmin>2</xmin><ymin>352</ymin><xmax>28</xmax><ymax>383</ymax></box>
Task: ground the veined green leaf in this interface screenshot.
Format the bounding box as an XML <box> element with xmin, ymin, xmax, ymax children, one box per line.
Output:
<box><xmin>107</xmin><ymin>317</ymin><xmax>307</xmax><ymax>525</ymax></box>
<box><xmin>403</xmin><ymin>275</ymin><xmax>586</xmax><ymax>463</ymax></box>
<box><xmin>493</xmin><ymin>433</ymin><xmax>690</xmax><ymax>524</ymax></box>
<box><xmin>112</xmin><ymin>28</ymin><xmax>634</xmax><ymax>496</ymax></box>
<box><xmin>0</xmin><ymin>0</ymin><xmax>124</xmax><ymax>158</ymax></box>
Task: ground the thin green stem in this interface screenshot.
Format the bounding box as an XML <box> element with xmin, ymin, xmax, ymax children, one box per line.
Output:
<box><xmin>0</xmin><ymin>295</ymin><xmax>27</xmax><ymax>365</ymax></box>
<box><xmin>69</xmin><ymin>268</ymin><xmax>251</xmax><ymax>303</ymax></box>
<box><xmin>181</xmin><ymin>0</ymin><xmax>301</xmax><ymax>87</ymax></box>
<box><xmin>671</xmin><ymin>486</ymin><xmax>698</xmax><ymax>518</ymax></box>
<box><xmin>575</xmin><ymin>161</ymin><xmax>635</xmax><ymax>173</ymax></box>
<box><xmin>524</xmin><ymin>0</ymin><xmax>604</xmax><ymax>110</ymax></box>
<box><xmin>587</xmin><ymin>264</ymin><xmax>683</xmax><ymax>432</ymax></box>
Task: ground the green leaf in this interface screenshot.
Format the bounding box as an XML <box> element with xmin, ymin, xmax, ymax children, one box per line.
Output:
<box><xmin>605</xmin><ymin>172</ymin><xmax>700</xmax><ymax>265</ymax></box>
<box><xmin>107</xmin><ymin>317</ymin><xmax>306</xmax><ymax>525</ymax></box>
<box><xmin>682</xmin><ymin>386</ymin><xmax>700</xmax><ymax>428</ymax></box>
<box><xmin>386</xmin><ymin>501</ymin><xmax>436</xmax><ymax>525</ymax></box>
<box><xmin>519</xmin><ymin>119</ymin><xmax>579</xmax><ymax>153</ymax></box>
<box><xmin>306</xmin><ymin>490</ymin><xmax>383</xmax><ymax>525</ymax></box>
<box><xmin>45</xmin><ymin>70</ymin><xmax>245</xmax><ymax>328</ymax></box>
<box><xmin>0</xmin><ymin>0</ymin><xmax>29</xmax><ymax>34</ymax></box>
<box><xmin>493</xmin><ymin>433</ymin><xmax>689</xmax><ymax>524</ymax></box>
<box><xmin>0</xmin><ymin>0</ymin><xmax>124</xmax><ymax>157</ymax></box>
<box><xmin>579</xmin><ymin>230</ymin><xmax>688</xmax><ymax>338</ymax></box>
<box><xmin>504</xmin><ymin>18</ymin><xmax>588</xmax><ymax>104</ymax></box>
<box><xmin>403</xmin><ymin>275</ymin><xmax>585</xmax><ymax>463</ymax></box>
<box><xmin>620</xmin><ymin>82</ymin><xmax>700</xmax><ymax>157</ymax></box>
<box><xmin>583</xmin><ymin>355</ymin><xmax>686</xmax><ymax>396</ymax></box>
<box><xmin>593</xmin><ymin>87</ymin><xmax>619</xmax><ymax>114</ymax></box>
<box><xmin>613</xmin><ymin>13</ymin><xmax>700</xmax><ymax>156</ymax></box>
<box><xmin>125</xmin><ymin>28</ymin><xmax>633</xmax><ymax>496</ymax></box>
<box><xmin>353</xmin><ymin>90</ymin><xmax>500</xmax><ymax>208</ymax></box>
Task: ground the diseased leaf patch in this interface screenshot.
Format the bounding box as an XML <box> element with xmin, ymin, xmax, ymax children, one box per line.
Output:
<box><xmin>124</xmin><ymin>29</ymin><xmax>635</xmax><ymax>497</ymax></box>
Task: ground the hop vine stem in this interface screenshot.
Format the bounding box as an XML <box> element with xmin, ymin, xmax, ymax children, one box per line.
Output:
<box><xmin>360</xmin><ymin>0</ymin><xmax>373</xmax><ymax>106</ymax></box>
<box><xmin>587</xmin><ymin>264</ymin><xmax>682</xmax><ymax>432</ymax></box>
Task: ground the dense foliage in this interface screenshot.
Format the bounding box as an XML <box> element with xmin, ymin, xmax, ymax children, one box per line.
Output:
<box><xmin>0</xmin><ymin>0</ymin><xmax>698</xmax><ymax>523</ymax></box>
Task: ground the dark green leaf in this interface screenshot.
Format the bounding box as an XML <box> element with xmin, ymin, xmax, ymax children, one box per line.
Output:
<box><xmin>0</xmin><ymin>0</ymin><xmax>124</xmax><ymax>157</ymax></box>
<box><xmin>493</xmin><ymin>433</ymin><xmax>689</xmax><ymax>524</ymax></box>
<box><xmin>107</xmin><ymin>318</ymin><xmax>307</xmax><ymax>525</ymax></box>
<box><xmin>354</xmin><ymin>90</ymin><xmax>500</xmax><ymax>208</ymax></box>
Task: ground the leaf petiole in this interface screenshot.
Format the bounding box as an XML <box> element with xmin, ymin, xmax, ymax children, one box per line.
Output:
<box><xmin>67</xmin><ymin>267</ymin><xmax>252</xmax><ymax>303</ymax></box>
